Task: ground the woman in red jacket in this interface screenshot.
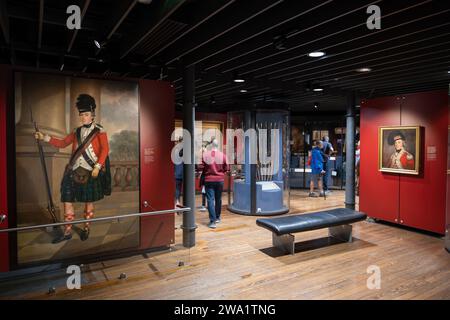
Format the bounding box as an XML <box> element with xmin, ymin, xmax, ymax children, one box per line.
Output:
<box><xmin>35</xmin><ymin>94</ymin><xmax>111</xmax><ymax>243</ymax></box>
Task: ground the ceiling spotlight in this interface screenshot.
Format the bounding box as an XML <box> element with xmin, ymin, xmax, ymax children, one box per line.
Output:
<box><xmin>313</xmin><ymin>102</ymin><xmax>319</xmax><ymax>109</ymax></box>
<box><xmin>447</xmin><ymin>70</ymin><xmax>450</xmax><ymax>74</ymax></box>
<box><xmin>308</xmin><ymin>51</ymin><xmax>325</xmax><ymax>58</ymax></box>
<box><xmin>240</xmin><ymin>89</ymin><xmax>248</xmax><ymax>93</ymax></box>
<box><xmin>233</xmin><ymin>72</ymin><xmax>245</xmax><ymax>83</ymax></box>
<box><xmin>94</xmin><ymin>40</ymin><xmax>102</xmax><ymax>49</ymax></box>
<box><xmin>356</xmin><ymin>67</ymin><xmax>372</xmax><ymax>72</ymax></box>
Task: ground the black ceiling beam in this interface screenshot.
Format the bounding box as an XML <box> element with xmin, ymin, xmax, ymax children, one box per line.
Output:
<box><xmin>7</xmin><ymin>1</ymin><xmax>97</xmax><ymax>31</ymax></box>
<box><xmin>283</xmin><ymin>47</ymin><xmax>450</xmax><ymax>83</ymax></box>
<box><xmin>252</xmin><ymin>26</ymin><xmax>450</xmax><ymax>80</ymax></box>
<box><xmin>37</xmin><ymin>0</ymin><xmax>44</xmax><ymax>50</ymax></box>
<box><xmin>161</xmin><ymin>0</ymin><xmax>284</xmax><ymax>66</ymax></box>
<box><xmin>95</xmin><ymin>0</ymin><xmax>138</xmax><ymax>55</ymax></box>
<box><xmin>374</xmin><ymin>84</ymin><xmax>449</xmax><ymax>98</ymax></box>
<box><xmin>67</xmin><ymin>0</ymin><xmax>91</xmax><ymax>53</ymax></box>
<box><xmin>321</xmin><ymin>59</ymin><xmax>450</xmax><ymax>86</ymax></box>
<box><xmin>341</xmin><ymin>74</ymin><xmax>450</xmax><ymax>92</ymax></box>
<box><xmin>0</xmin><ymin>0</ymin><xmax>10</xmax><ymax>44</ymax></box>
<box><xmin>314</xmin><ymin>56</ymin><xmax>450</xmax><ymax>85</ymax></box>
<box><xmin>199</xmin><ymin>0</ymin><xmax>379</xmax><ymax>73</ymax></box>
<box><xmin>36</xmin><ymin>0</ymin><xmax>44</xmax><ymax>68</ymax></box>
<box><xmin>144</xmin><ymin>0</ymin><xmax>235</xmax><ymax>63</ymax></box>
<box><xmin>92</xmin><ymin>0</ymin><xmax>139</xmax><ymax>74</ymax></box>
<box><xmin>168</xmin><ymin>1</ymin><xmax>448</xmax><ymax>107</ymax></box>
<box><xmin>0</xmin><ymin>41</ymin><xmax>152</xmax><ymax>73</ymax></box>
<box><xmin>120</xmin><ymin>0</ymin><xmax>188</xmax><ymax>59</ymax></box>
<box><xmin>214</xmin><ymin>1</ymin><xmax>445</xmax><ymax>76</ymax></box>
<box><xmin>328</xmin><ymin>64</ymin><xmax>450</xmax><ymax>89</ymax></box>
<box><xmin>160</xmin><ymin>0</ymin><xmax>331</xmax><ymax>67</ymax></box>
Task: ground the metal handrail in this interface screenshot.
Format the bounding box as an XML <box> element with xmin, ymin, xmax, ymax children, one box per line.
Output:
<box><xmin>0</xmin><ymin>207</ymin><xmax>191</xmax><ymax>233</ymax></box>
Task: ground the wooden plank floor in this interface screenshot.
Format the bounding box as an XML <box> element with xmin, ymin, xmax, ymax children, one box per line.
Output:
<box><xmin>0</xmin><ymin>190</ymin><xmax>449</xmax><ymax>300</ymax></box>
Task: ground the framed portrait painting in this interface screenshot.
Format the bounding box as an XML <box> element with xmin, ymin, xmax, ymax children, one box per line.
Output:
<box><xmin>378</xmin><ymin>126</ymin><xmax>421</xmax><ymax>175</ymax></box>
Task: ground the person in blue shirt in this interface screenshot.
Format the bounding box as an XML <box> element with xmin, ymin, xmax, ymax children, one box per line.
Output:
<box><xmin>309</xmin><ymin>140</ymin><xmax>325</xmax><ymax>197</ymax></box>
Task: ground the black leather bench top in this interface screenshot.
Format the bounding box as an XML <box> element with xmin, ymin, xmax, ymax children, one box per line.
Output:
<box><xmin>256</xmin><ymin>208</ymin><xmax>367</xmax><ymax>236</ymax></box>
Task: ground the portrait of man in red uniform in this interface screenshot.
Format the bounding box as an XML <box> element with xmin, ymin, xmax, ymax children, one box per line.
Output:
<box><xmin>387</xmin><ymin>131</ymin><xmax>415</xmax><ymax>170</ymax></box>
<box><xmin>35</xmin><ymin>94</ymin><xmax>111</xmax><ymax>243</ymax></box>
<box><xmin>380</xmin><ymin>127</ymin><xmax>420</xmax><ymax>174</ymax></box>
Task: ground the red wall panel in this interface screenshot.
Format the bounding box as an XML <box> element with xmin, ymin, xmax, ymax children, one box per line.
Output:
<box><xmin>360</xmin><ymin>96</ymin><xmax>401</xmax><ymax>223</ymax></box>
<box><xmin>399</xmin><ymin>91</ymin><xmax>447</xmax><ymax>234</ymax></box>
<box><xmin>0</xmin><ymin>65</ymin><xmax>11</xmax><ymax>272</ymax></box>
<box><xmin>360</xmin><ymin>90</ymin><xmax>448</xmax><ymax>234</ymax></box>
<box><xmin>139</xmin><ymin>80</ymin><xmax>175</xmax><ymax>249</ymax></box>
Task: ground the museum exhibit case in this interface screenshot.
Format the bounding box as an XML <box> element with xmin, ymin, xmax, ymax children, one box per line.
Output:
<box><xmin>289</xmin><ymin>118</ymin><xmax>357</xmax><ymax>190</ymax></box>
<box><xmin>227</xmin><ymin>109</ymin><xmax>290</xmax><ymax>216</ymax></box>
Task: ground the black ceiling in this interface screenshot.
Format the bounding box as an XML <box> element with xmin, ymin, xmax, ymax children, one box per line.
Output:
<box><xmin>0</xmin><ymin>0</ymin><xmax>449</xmax><ymax>112</ymax></box>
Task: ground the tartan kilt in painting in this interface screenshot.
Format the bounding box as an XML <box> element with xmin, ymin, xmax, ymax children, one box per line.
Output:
<box><xmin>60</xmin><ymin>157</ymin><xmax>112</xmax><ymax>203</ymax></box>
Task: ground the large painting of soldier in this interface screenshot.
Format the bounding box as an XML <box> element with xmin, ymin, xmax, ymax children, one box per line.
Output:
<box><xmin>379</xmin><ymin>126</ymin><xmax>421</xmax><ymax>175</ymax></box>
<box><xmin>15</xmin><ymin>72</ymin><xmax>140</xmax><ymax>265</ymax></box>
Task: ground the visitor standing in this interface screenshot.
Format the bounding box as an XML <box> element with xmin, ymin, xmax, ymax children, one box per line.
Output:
<box><xmin>201</xmin><ymin>138</ymin><xmax>228</xmax><ymax>228</ymax></box>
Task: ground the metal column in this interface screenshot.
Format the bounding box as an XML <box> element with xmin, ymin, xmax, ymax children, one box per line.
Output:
<box><xmin>250</xmin><ymin>111</ymin><xmax>257</xmax><ymax>215</ymax></box>
<box><xmin>182</xmin><ymin>64</ymin><xmax>196</xmax><ymax>247</ymax></box>
<box><xmin>345</xmin><ymin>92</ymin><xmax>356</xmax><ymax>210</ymax></box>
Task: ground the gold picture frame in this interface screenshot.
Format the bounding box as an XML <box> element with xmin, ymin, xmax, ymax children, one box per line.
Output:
<box><xmin>378</xmin><ymin>126</ymin><xmax>421</xmax><ymax>175</ymax></box>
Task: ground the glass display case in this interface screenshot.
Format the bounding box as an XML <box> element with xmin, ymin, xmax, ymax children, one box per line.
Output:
<box><xmin>227</xmin><ymin>110</ymin><xmax>290</xmax><ymax>216</ymax></box>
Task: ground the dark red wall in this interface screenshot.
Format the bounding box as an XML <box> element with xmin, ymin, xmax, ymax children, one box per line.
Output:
<box><xmin>139</xmin><ymin>80</ymin><xmax>175</xmax><ymax>249</ymax></box>
<box><xmin>0</xmin><ymin>65</ymin><xmax>11</xmax><ymax>272</ymax></box>
<box><xmin>360</xmin><ymin>90</ymin><xmax>448</xmax><ymax>234</ymax></box>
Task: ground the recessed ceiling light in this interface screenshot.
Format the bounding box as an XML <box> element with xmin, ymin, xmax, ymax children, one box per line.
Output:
<box><xmin>233</xmin><ymin>71</ymin><xmax>245</xmax><ymax>83</ymax></box>
<box><xmin>356</xmin><ymin>67</ymin><xmax>371</xmax><ymax>72</ymax></box>
<box><xmin>447</xmin><ymin>70</ymin><xmax>450</xmax><ymax>74</ymax></box>
<box><xmin>308</xmin><ymin>51</ymin><xmax>325</xmax><ymax>58</ymax></box>
<box><xmin>313</xmin><ymin>88</ymin><xmax>323</xmax><ymax>92</ymax></box>
<box><xmin>240</xmin><ymin>89</ymin><xmax>247</xmax><ymax>93</ymax></box>
<box><xmin>313</xmin><ymin>102</ymin><xmax>319</xmax><ymax>109</ymax></box>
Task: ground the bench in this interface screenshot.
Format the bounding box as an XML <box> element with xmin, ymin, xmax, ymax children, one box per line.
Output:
<box><xmin>256</xmin><ymin>208</ymin><xmax>367</xmax><ymax>255</ymax></box>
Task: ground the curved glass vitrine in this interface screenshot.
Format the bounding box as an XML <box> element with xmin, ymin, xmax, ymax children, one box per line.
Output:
<box><xmin>227</xmin><ymin>110</ymin><xmax>290</xmax><ymax>216</ymax></box>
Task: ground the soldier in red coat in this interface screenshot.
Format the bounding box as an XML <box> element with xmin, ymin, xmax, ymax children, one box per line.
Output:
<box><xmin>35</xmin><ymin>94</ymin><xmax>111</xmax><ymax>243</ymax></box>
<box><xmin>388</xmin><ymin>131</ymin><xmax>415</xmax><ymax>170</ymax></box>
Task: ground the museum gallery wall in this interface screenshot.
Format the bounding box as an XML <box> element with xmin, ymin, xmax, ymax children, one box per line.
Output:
<box><xmin>360</xmin><ymin>90</ymin><xmax>448</xmax><ymax>234</ymax></box>
<box><xmin>0</xmin><ymin>66</ymin><xmax>175</xmax><ymax>271</ymax></box>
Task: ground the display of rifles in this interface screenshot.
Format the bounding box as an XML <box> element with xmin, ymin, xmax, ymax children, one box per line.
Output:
<box><xmin>30</xmin><ymin>108</ymin><xmax>59</xmax><ymax>224</ymax></box>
